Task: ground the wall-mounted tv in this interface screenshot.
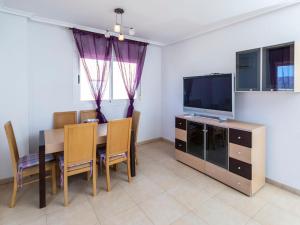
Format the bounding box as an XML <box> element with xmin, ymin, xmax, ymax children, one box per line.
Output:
<box><xmin>183</xmin><ymin>73</ymin><xmax>235</xmax><ymax>119</ymax></box>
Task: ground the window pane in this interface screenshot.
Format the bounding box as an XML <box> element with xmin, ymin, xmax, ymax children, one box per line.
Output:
<box><xmin>113</xmin><ymin>61</ymin><xmax>137</xmax><ymax>100</ymax></box>
<box><xmin>80</xmin><ymin>59</ymin><xmax>110</xmax><ymax>101</ymax></box>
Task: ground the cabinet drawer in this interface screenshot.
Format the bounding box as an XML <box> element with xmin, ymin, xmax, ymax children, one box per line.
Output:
<box><xmin>175</xmin><ymin>128</ymin><xmax>186</xmax><ymax>141</ymax></box>
<box><xmin>227</xmin><ymin>171</ymin><xmax>251</xmax><ymax>195</ymax></box>
<box><xmin>229</xmin><ymin>157</ymin><xmax>252</xmax><ymax>180</ymax></box>
<box><xmin>229</xmin><ymin>143</ymin><xmax>251</xmax><ymax>164</ymax></box>
<box><xmin>175</xmin><ymin>139</ymin><xmax>186</xmax><ymax>152</ymax></box>
<box><xmin>229</xmin><ymin>128</ymin><xmax>252</xmax><ymax>148</ymax></box>
<box><xmin>175</xmin><ymin>118</ymin><xmax>186</xmax><ymax>130</ymax></box>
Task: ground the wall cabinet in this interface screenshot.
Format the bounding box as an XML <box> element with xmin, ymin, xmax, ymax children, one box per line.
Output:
<box><xmin>236</xmin><ymin>41</ymin><xmax>300</xmax><ymax>92</ymax></box>
<box><xmin>262</xmin><ymin>42</ymin><xmax>295</xmax><ymax>91</ymax></box>
<box><xmin>175</xmin><ymin>115</ymin><xmax>266</xmax><ymax>196</ymax></box>
<box><xmin>236</xmin><ymin>49</ymin><xmax>261</xmax><ymax>91</ymax></box>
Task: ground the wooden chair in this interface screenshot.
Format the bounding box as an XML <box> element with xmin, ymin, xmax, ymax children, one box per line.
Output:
<box><xmin>100</xmin><ymin>118</ymin><xmax>132</xmax><ymax>192</ymax></box>
<box><xmin>132</xmin><ymin>110</ymin><xmax>141</xmax><ymax>165</ymax></box>
<box><xmin>61</xmin><ymin>123</ymin><xmax>97</xmax><ymax>206</ymax></box>
<box><xmin>4</xmin><ymin>121</ymin><xmax>56</xmax><ymax>208</ymax></box>
<box><xmin>53</xmin><ymin>111</ymin><xmax>77</xmax><ymax>129</ymax></box>
<box><xmin>79</xmin><ymin>110</ymin><xmax>97</xmax><ymax>123</ymax></box>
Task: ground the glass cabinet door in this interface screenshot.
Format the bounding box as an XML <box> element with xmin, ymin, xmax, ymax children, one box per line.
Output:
<box><xmin>262</xmin><ymin>43</ymin><xmax>294</xmax><ymax>91</ymax></box>
<box><xmin>206</xmin><ymin>125</ymin><xmax>228</xmax><ymax>169</ymax></box>
<box><xmin>187</xmin><ymin>121</ymin><xmax>205</xmax><ymax>159</ymax></box>
<box><xmin>236</xmin><ymin>49</ymin><xmax>261</xmax><ymax>91</ymax></box>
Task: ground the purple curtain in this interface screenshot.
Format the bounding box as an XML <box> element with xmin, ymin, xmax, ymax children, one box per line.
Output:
<box><xmin>73</xmin><ymin>28</ymin><xmax>112</xmax><ymax>123</ymax></box>
<box><xmin>112</xmin><ymin>37</ymin><xmax>148</xmax><ymax>117</ymax></box>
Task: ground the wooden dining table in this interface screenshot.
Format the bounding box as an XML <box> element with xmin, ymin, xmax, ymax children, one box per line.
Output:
<box><xmin>38</xmin><ymin>123</ymin><xmax>136</xmax><ymax>208</ymax></box>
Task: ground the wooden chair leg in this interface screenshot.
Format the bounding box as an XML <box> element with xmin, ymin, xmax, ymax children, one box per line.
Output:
<box><xmin>9</xmin><ymin>177</ymin><xmax>17</xmax><ymax>208</ymax></box>
<box><xmin>51</xmin><ymin>163</ymin><xmax>57</xmax><ymax>194</ymax></box>
<box><xmin>105</xmin><ymin>162</ymin><xmax>111</xmax><ymax>192</ymax></box>
<box><xmin>127</xmin><ymin>158</ymin><xmax>131</xmax><ymax>183</ymax></box>
<box><xmin>92</xmin><ymin>163</ymin><xmax>97</xmax><ymax>196</ymax></box>
<box><xmin>64</xmin><ymin>173</ymin><xmax>68</xmax><ymax>207</ymax></box>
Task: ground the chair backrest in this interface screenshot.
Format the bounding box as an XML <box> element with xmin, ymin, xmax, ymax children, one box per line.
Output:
<box><xmin>53</xmin><ymin>111</ymin><xmax>77</xmax><ymax>129</ymax></box>
<box><xmin>106</xmin><ymin>118</ymin><xmax>132</xmax><ymax>157</ymax></box>
<box><xmin>80</xmin><ymin>110</ymin><xmax>97</xmax><ymax>123</ymax></box>
<box><xmin>4</xmin><ymin>121</ymin><xmax>19</xmax><ymax>175</ymax></box>
<box><xmin>132</xmin><ymin>110</ymin><xmax>141</xmax><ymax>144</ymax></box>
<box><xmin>64</xmin><ymin>123</ymin><xmax>97</xmax><ymax>167</ymax></box>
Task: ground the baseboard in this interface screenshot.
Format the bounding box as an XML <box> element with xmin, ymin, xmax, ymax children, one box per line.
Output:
<box><xmin>160</xmin><ymin>137</ymin><xmax>174</xmax><ymax>145</ymax></box>
<box><xmin>137</xmin><ymin>137</ymin><xmax>164</xmax><ymax>146</ymax></box>
<box><xmin>266</xmin><ymin>177</ymin><xmax>300</xmax><ymax>196</ymax></box>
<box><xmin>0</xmin><ymin>177</ymin><xmax>13</xmax><ymax>185</ymax></box>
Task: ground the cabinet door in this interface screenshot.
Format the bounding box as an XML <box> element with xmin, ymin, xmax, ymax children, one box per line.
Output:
<box><xmin>187</xmin><ymin>121</ymin><xmax>205</xmax><ymax>159</ymax></box>
<box><xmin>206</xmin><ymin>125</ymin><xmax>228</xmax><ymax>169</ymax></box>
<box><xmin>262</xmin><ymin>43</ymin><xmax>294</xmax><ymax>91</ymax></box>
<box><xmin>236</xmin><ymin>49</ymin><xmax>261</xmax><ymax>91</ymax></box>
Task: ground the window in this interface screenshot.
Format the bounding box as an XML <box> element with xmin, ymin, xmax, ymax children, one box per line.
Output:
<box><xmin>80</xmin><ymin>59</ymin><xmax>138</xmax><ymax>101</ymax></box>
<box><xmin>276</xmin><ymin>65</ymin><xmax>294</xmax><ymax>90</ymax></box>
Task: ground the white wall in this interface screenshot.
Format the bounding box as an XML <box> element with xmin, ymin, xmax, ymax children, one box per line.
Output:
<box><xmin>0</xmin><ymin>14</ymin><xmax>29</xmax><ymax>179</ymax></box>
<box><xmin>162</xmin><ymin>4</ymin><xmax>300</xmax><ymax>190</ymax></box>
<box><xmin>0</xmin><ymin>12</ymin><xmax>162</xmax><ymax>179</ymax></box>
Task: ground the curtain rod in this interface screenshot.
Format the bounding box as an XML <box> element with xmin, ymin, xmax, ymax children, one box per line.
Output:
<box><xmin>0</xmin><ymin>6</ymin><xmax>164</xmax><ymax>46</ymax></box>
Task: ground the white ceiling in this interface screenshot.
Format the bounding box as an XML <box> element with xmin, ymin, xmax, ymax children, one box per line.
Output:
<box><xmin>2</xmin><ymin>0</ymin><xmax>298</xmax><ymax>45</ymax></box>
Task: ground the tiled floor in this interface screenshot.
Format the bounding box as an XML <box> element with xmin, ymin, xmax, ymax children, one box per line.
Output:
<box><xmin>1</xmin><ymin>141</ymin><xmax>300</xmax><ymax>225</ymax></box>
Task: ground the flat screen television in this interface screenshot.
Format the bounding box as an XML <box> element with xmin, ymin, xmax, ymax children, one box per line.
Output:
<box><xmin>183</xmin><ymin>73</ymin><xmax>234</xmax><ymax>119</ymax></box>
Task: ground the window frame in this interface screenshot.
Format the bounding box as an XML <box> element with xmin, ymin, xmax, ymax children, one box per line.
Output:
<box><xmin>78</xmin><ymin>55</ymin><xmax>141</xmax><ymax>102</ymax></box>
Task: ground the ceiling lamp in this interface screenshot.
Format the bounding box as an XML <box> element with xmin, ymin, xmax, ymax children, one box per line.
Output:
<box><xmin>110</xmin><ymin>8</ymin><xmax>135</xmax><ymax>41</ymax></box>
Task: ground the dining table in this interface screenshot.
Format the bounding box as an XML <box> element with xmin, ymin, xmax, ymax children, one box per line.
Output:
<box><xmin>38</xmin><ymin>123</ymin><xmax>136</xmax><ymax>208</ymax></box>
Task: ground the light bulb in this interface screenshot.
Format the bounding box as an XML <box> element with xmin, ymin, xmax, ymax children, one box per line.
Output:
<box><xmin>104</xmin><ymin>30</ymin><xmax>110</xmax><ymax>38</ymax></box>
<box><xmin>118</xmin><ymin>33</ymin><xmax>125</xmax><ymax>41</ymax></box>
<box><xmin>114</xmin><ymin>24</ymin><xmax>121</xmax><ymax>33</ymax></box>
<box><xmin>129</xmin><ymin>28</ymin><xmax>135</xmax><ymax>36</ymax></box>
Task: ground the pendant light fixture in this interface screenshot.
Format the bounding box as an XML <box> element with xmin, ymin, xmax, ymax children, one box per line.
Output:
<box><xmin>109</xmin><ymin>8</ymin><xmax>135</xmax><ymax>41</ymax></box>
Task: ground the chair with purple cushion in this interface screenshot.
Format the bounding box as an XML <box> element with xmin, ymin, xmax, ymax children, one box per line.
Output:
<box><xmin>98</xmin><ymin>118</ymin><xmax>132</xmax><ymax>192</ymax></box>
<box><xmin>4</xmin><ymin>121</ymin><xmax>57</xmax><ymax>208</ymax></box>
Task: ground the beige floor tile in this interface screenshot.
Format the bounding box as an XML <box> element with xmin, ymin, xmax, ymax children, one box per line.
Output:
<box><xmin>46</xmin><ymin>201</ymin><xmax>98</xmax><ymax>225</ymax></box>
<box><xmin>194</xmin><ymin>197</ymin><xmax>250</xmax><ymax>225</ymax></box>
<box><xmin>89</xmin><ymin>184</ymin><xmax>136</xmax><ymax>219</ymax></box>
<box><xmin>170</xmin><ymin>211</ymin><xmax>208</xmax><ymax>225</ymax></box>
<box><xmin>100</xmin><ymin>206</ymin><xmax>153</xmax><ymax>225</ymax></box>
<box><xmin>139</xmin><ymin>192</ymin><xmax>189</xmax><ymax>225</ymax></box>
<box><xmin>245</xmin><ymin>219</ymin><xmax>263</xmax><ymax>225</ymax></box>
<box><xmin>121</xmin><ymin>175</ymin><xmax>164</xmax><ymax>204</ymax></box>
<box><xmin>167</xmin><ymin>181</ymin><xmax>214</xmax><ymax>210</ymax></box>
<box><xmin>160</xmin><ymin>158</ymin><xmax>200</xmax><ymax>179</ymax></box>
<box><xmin>1</xmin><ymin>141</ymin><xmax>300</xmax><ymax>225</ymax></box>
<box><xmin>254</xmin><ymin>203</ymin><xmax>300</xmax><ymax>225</ymax></box>
<box><xmin>140</xmin><ymin>164</ymin><xmax>185</xmax><ymax>191</ymax></box>
<box><xmin>216</xmin><ymin>188</ymin><xmax>267</xmax><ymax>217</ymax></box>
<box><xmin>255</xmin><ymin>184</ymin><xmax>300</xmax><ymax>211</ymax></box>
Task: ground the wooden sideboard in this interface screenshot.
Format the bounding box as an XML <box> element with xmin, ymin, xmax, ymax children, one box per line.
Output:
<box><xmin>175</xmin><ymin>115</ymin><xmax>266</xmax><ymax>196</ymax></box>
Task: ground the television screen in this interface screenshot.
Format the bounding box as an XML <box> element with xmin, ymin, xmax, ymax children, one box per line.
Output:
<box><xmin>184</xmin><ymin>74</ymin><xmax>233</xmax><ymax>112</ymax></box>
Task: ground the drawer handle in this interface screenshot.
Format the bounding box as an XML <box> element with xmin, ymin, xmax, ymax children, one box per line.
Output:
<box><xmin>178</xmin><ymin>144</ymin><xmax>182</xmax><ymax>147</ymax></box>
<box><xmin>178</xmin><ymin>122</ymin><xmax>182</xmax><ymax>125</ymax></box>
<box><xmin>237</xmin><ymin>136</ymin><xmax>241</xmax><ymax>140</ymax></box>
<box><xmin>238</xmin><ymin>166</ymin><xmax>241</xmax><ymax>170</ymax></box>
<box><xmin>237</xmin><ymin>182</ymin><xmax>241</xmax><ymax>185</ymax></box>
<box><xmin>238</xmin><ymin>151</ymin><xmax>241</xmax><ymax>155</ymax></box>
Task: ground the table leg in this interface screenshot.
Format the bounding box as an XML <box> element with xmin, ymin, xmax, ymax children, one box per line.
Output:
<box><xmin>130</xmin><ymin>130</ymin><xmax>136</xmax><ymax>177</ymax></box>
<box><xmin>39</xmin><ymin>144</ymin><xmax>46</xmax><ymax>208</ymax></box>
